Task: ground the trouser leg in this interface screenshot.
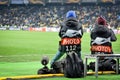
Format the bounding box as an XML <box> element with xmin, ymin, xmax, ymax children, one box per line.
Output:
<box><xmin>50</xmin><ymin>50</ymin><xmax>64</xmax><ymax>65</ymax></box>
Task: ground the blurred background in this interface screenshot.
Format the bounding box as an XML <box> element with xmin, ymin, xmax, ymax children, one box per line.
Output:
<box><xmin>0</xmin><ymin>0</ymin><xmax>120</xmax><ymax>33</ymax></box>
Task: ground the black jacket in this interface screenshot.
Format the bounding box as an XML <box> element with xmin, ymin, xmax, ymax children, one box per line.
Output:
<box><xmin>59</xmin><ymin>18</ymin><xmax>83</xmax><ymax>38</ymax></box>
<box><xmin>90</xmin><ymin>24</ymin><xmax>117</xmax><ymax>54</ymax></box>
<box><xmin>58</xmin><ymin>18</ymin><xmax>83</xmax><ymax>52</ymax></box>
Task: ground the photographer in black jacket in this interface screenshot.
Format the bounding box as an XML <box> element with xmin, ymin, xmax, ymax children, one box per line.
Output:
<box><xmin>50</xmin><ymin>10</ymin><xmax>83</xmax><ymax>67</ymax></box>
<box><xmin>89</xmin><ymin>16</ymin><xmax>117</xmax><ymax>71</ymax></box>
<box><xmin>90</xmin><ymin>16</ymin><xmax>117</xmax><ymax>54</ymax></box>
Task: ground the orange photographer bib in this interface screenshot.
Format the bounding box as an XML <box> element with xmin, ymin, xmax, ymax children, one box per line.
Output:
<box><xmin>61</xmin><ymin>38</ymin><xmax>81</xmax><ymax>45</ymax></box>
<box><xmin>91</xmin><ymin>45</ymin><xmax>112</xmax><ymax>53</ymax></box>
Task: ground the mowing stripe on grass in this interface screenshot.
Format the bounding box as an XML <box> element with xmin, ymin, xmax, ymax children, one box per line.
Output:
<box><xmin>0</xmin><ymin>56</ymin><xmax>3</xmax><ymax>57</ymax></box>
<box><xmin>0</xmin><ymin>54</ymin><xmax>55</xmax><ymax>57</ymax></box>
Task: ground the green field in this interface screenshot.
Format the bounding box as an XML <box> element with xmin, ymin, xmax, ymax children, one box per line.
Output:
<box><xmin>0</xmin><ymin>30</ymin><xmax>120</xmax><ymax>80</ymax></box>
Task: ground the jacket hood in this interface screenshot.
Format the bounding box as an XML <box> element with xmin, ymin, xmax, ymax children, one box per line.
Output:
<box><xmin>94</xmin><ymin>25</ymin><xmax>109</xmax><ymax>35</ymax></box>
<box><xmin>65</xmin><ymin>18</ymin><xmax>78</xmax><ymax>27</ymax></box>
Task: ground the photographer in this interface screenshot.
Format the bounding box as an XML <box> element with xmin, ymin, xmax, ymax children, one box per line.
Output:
<box><xmin>50</xmin><ymin>10</ymin><xmax>83</xmax><ymax>67</ymax></box>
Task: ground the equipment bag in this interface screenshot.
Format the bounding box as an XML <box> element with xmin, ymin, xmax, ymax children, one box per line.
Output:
<box><xmin>64</xmin><ymin>51</ymin><xmax>84</xmax><ymax>78</ymax></box>
<box><xmin>89</xmin><ymin>58</ymin><xmax>117</xmax><ymax>71</ymax></box>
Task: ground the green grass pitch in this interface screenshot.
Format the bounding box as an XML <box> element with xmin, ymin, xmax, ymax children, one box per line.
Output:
<box><xmin>0</xmin><ymin>30</ymin><xmax>120</xmax><ymax>80</ymax></box>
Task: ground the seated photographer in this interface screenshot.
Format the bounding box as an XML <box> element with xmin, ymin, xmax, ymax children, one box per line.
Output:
<box><xmin>50</xmin><ymin>10</ymin><xmax>83</xmax><ymax>67</ymax></box>
<box><xmin>90</xmin><ymin>16</ymin><xmax>117</xmax><ymax>55</ymax></box>
<box><xmin>89</xmin><ymin>16</ymin><xmax>117</xmax><ymax>71</ymax></box>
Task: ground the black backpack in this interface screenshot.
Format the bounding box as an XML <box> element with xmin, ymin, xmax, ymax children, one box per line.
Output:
<box><xmin>89</xmin><ymin>58</ymin><xmax>116</xmax><ymax>71</ymax></box>
<box><xmin>64</xmin><ymin>51</ymin><xmax>84</xmax><ymax>78</ymax></box>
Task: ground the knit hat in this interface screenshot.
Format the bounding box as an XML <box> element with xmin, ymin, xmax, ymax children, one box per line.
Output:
<box><xmin>66</xmin><ymin>10</ymin><xmax>76</xmax><ymax>18</ymax></box>
<box><xmin>97</xmin><ymin>16</ymin><xmax>107</xmax><ymax>25</ymax></box>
